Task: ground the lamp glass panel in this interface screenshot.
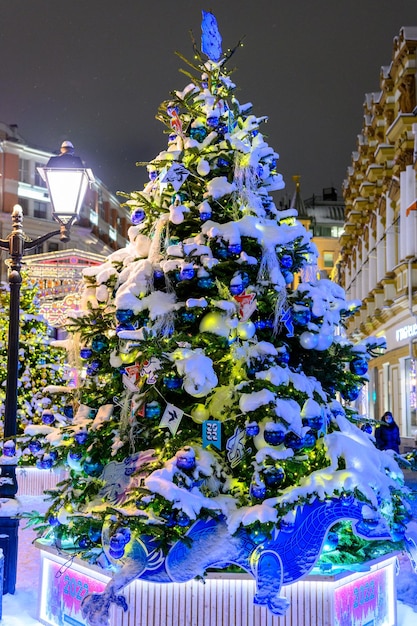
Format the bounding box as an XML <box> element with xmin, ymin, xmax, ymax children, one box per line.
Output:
<box><xmin>46</xmin><ymin>170</ymin><xmax>89</xmax><ymax>222</ymax></box>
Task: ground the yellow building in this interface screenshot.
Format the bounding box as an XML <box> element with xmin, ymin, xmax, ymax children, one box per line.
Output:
<box><xmin>338</xmin><ymin>27</ymin><xmax>417</xmax><ymax>445</ymax></box>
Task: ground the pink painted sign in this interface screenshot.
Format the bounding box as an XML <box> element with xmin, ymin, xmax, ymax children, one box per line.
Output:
<box><xmin>334</xmin><ymin>566</ymin><xmax>394</xmax><ymax>626</ymax></box>
<box><xmin>39</xmin><ymin>557</ymin><xmax>109</xmax><ymax>626</ymax></box>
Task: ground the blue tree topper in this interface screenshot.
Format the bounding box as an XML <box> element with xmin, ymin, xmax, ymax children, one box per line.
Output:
<box><xmin>201</xmin><ymin>11</ymin><xmax>222</xmax><ymax>62</ymax></box>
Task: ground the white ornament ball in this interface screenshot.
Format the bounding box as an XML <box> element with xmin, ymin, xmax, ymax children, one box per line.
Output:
<box><xmin>315</xmin><ymin>332</ymin><xmax>333</xmax><ymax>351</ymax></box>
<box><xmin>197</xmin><ymin>159</ymin><xmax>211</xmax><ymax>176</ymax></box>
<box><xmin>299</xmin><ymin>331</ymin><xmax>319</xmax><ymax>350</ymax></box>
<box><xmin>237</xmin><ymin>321</ymin><xmax>256</xmax><ymax>340</ymax></box>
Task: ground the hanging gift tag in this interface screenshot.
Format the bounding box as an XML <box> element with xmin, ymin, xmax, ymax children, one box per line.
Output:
<box><xmin>234</xmin><ymin>292</ymin><xmax>257</xmax><ymax>321</ymax></box>
<box><xmin>140</xmin><ymin>357</ymin><xmax>161</xmax><ymax>384</ymax></box>
<box><xmin>169</xmin><ymin>109</ymin><xmax>184</xmax><ymax>137</ymax></box>
<box><xmin>202</xmin><ymin>420</ymin><xmax>222</xmax><ymax>450</ymax></box>
<box><xmin>160</xmin><ymin>403</ymin><xmax>184</xmax><ymax>436</ymax></box>
<box><xmin>123</xmin><ymin>363</ymin><xmax>141</xmax><ymax>391</ymax></box>
<box><xmin>160</xmin><ymin>163</ymin><xmax>190</xmax><ymax>191</ymax></box>
<box><xmin>226</xmin><ymin>427</ymin><xmax>246</xmax><ymax>468</ymax></box>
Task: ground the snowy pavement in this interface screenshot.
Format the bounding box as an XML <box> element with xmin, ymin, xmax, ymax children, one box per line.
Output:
<box><xmin>1</xmin><ymin>491</ymin><xmax>417</xmax><ymax>625</ymax></box>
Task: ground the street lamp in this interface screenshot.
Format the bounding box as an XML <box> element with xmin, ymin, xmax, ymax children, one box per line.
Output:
<box><xmin>0</xmin><ymin>142</ymin><xmax>94</xmax><ymax>594</ymax></box>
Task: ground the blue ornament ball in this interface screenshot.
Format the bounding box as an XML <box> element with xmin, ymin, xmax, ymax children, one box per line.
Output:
<box><xmin>91</xmin><ymin>334</ymin><xmax>109</xmax><ymax>353</ymax></box>
<box><xmin>276</xmin><ymin>350</ymin><xmax>290</xmax><ymax>365</ymax></box>
<box><xmin>37</xmin><ymin>457</ymin><xmax>54</xmax><ymax>470</ymax></box>
<box><xmin>69</xmin><ymin>451</ymin><xmax>83</xmax><ymax>462</ymax></box>
<box><xmin>302</xmin><ymin>416</ymin><xmax>324</xmax><ymax>431</ymax></box>
<box><xmin>284</xmin><ymin>432</ymin><xmax>304</xmax><ymax>450</ymax></box>
<box><xmin>217</xmin><ymin>157</ymin><xmax>230</xmax><ymax>168</ymax></box>
<box><xmin>109</xmin><ymin>533</ymin><xmax>126</xmax><ymax>552</ymax></box>
<box><xmin>246</xmin><ymin>422</ymin><xmax>260</xmax><ymax>437</ymax></box>
<box><xmin>131</xmin><ymin>208</ymin><xmax>146</xmax><ymax>225</ymax></box>
<box><xmin>199</xmin><ymin>210</ymin><xmax>212</xmax><ymax>221</ymax></box>
<box><xmin>3</xmin><ymin>442</ymin><xmax>16</xmax><ymax>457</ymax></box>
<box><xmin>230</xmin><ymin>282</ymin><xmax>244</xmax><ymax>296</ymax></box>
<box><xmin>48</xmin><ymin>515</ymin><xmax>60</xmax><ymax>527</ymax></box>
<box><xmin>119</xmin><ymin>527</ymin><xmax>131</xmax><ymax>544</ymax></box>
<box><xmin>29</xmin><ymin>440</ymin><xmax>42</xmax><ymax>454</ymax></box>
<box><xmin>342</xmin><ymin>385</ymin><xmax>361</xmax><ymax>402</ymax></box>
<box><xmin>63</xmin><ymin>406</ymin><xmax>74</xmax><ymax>419</ymax></box>
<box><xmin>190</xmin><ymin>127</ymin><xmax>207</xmax><ymax>142</ymax></box>
<box><xmin>227</xmin><ymin>242</ymin><xmax>242</xmax><ymax>255</ymax></box>
<box><xmin>206</xmin><ymin>115</ymin><xmax>219</xmax><ymax>127</ymax></box>
<box><xmin>280</xmin><ymin>254</ymin><xmax>293</xmax><ymax>269</ymax></box>
<box><xmin>264</xmin><ymin>426</ymin><xmax>285</xmax><ymax>446</ymax></box>
<box><xmin>250</xmin><ymin>482</ymin><xmax>267</xmax><ymax>500</ymax></box>
<box><xmin>80</xmin><ymin>347</ymin><xmax>93</xmax><ymax>360</ymax></box>
<box><xmin>280</xmin><ymin>519</ymin><xmax>295</xmax><ymax>533</ymax></box>
<box><xmin>350</xmin><ymin>358</ymin><xmax>368</xmax><ymax>376</ymax></box>
<box><xmin>42</xmin><ymin>411</ymin><xmax>54</xmax><ymax>425</ymax></box>
<box><xmin>250</xmin><ymin>529</ymin><xmax>268</xmax><ymax>544</ymax></box>
<box><xmin>74</xmin><ymin>431</ymin><xmax>88</xmax><ymax>445</ymax></box>
<box><xmin>302</xmin><ymin>432</ymin><xmax>317</xmax><ymax>449</ymax></box>
<box><xmin>88</xmin><ymin>527</ymin><xmax>102</xmax><ymax>542</ymax></box>
<box><xmin>176</xmin><ymin>452</ymin><xmax>196</xmax><ymax>471</ymax></box>
<box><xmin>176</xmin><ymin>512</ymin><xmax>191</xmax><ymax>527</ymax></box>
<box><xmin>263</xmin><ymin>466</ymin><xmax>285</xmax><ymax>487</ymax></box>
<box><xmin>181</xmin><ymin>310</ymin><xmax>196</xmax><ymax>323</ymax></box>
<box><xmin>78</xmin><ymin>536</ymin><xmax>89</xmax><ymax>549</ymax></box>
<box><xmin>87</xmin><ymin>360</ymin><xmax>102</xmax><ymax>376</ymax></box>
<box><xmin>179</xmin><ymin>266</ymin><xmax>195</xmax><ymax>281</ymax></box>
<box><xmin>83</xmin><ymin>459</ymin><xmax>104</xmax><ymax>477</ymax></box>
<box><xmin>145</xmin><ymin>402</ymin><xmax>162</xmax><ymax>419</ymax></box>
<box><xmin>216</xmin><ymin>246</ymin><xmax>229</xmax><ymax>259</ymax></box>
<box><xmin>163</xmin><ymin>375</ymin><xmax>183</xmax><ymax>390</ymax></box>
<box><xmin>197</xmin><ymin>276</ymin><xmax>214</xmax><ymax>289</ymax></box>
<box><xmin>292</xmin><ymin>309</ymin><xmax>311</xmax><ymax>325</ymax></box>
<box><xmin>116</xmin><ymin>309</ymin><xmax>134</xmax><ymax>323</ymax></box>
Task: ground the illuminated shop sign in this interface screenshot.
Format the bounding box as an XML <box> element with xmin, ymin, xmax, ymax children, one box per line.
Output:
<box><xmin>396</xmin><ymin>323</ymin><xmax>417</xmax><ymax>342</ymax></box>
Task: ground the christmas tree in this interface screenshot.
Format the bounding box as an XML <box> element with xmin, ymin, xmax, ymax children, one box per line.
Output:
<box><xmin>32</xmin><ymin>12</ymin><xmax>415</xmax><ymax>623</ymax></box>
<box><xmin>0</xmin><ymin>276</ymin><xmax>72</xmax><ymax>465</ymax></box>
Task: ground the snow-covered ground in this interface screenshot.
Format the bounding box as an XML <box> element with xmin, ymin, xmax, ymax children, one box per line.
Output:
<box><xmin>1</xmin><ymin>489</ymin><xmax>417</xmax><ymax>625</ymax></box>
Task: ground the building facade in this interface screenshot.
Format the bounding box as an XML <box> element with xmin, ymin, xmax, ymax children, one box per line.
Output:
<box><xmin>0</xmin><ymin>123</ymin><xmax>130</xmax><ymax>283</ymax></box>
<box><xmin>284</xmin><ymin>176</ymin><xmax>345</xmax><ymax>280</ymax></box>
<box><xmin>338</xmin><ymin>27</ymin><xmax>417</xmax><ymax>443</ymax></box>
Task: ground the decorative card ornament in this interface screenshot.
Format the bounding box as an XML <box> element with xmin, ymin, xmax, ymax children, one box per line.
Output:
<box><xmin>234</xmin><ymin>292</ymin><xmax>257</xmax><ymax>321</ymax></box>
<box><xmin>281</xmin><ymin>307</ymin><xmax>294</xmax><ymax>337</ymax></box>
<box><xmin>159</xmin><ymin>403</ymin><xmax>184</xmax><ymax>436</ymax></box>
<box><xmin>169</xmin><ymin>109</ymin><xmax>184</xmax><ymax>137</ymax></box>
<box><xmin>140</xmin><ymin>357</ymin><xmax>161</xmax><ymax>384</ymax></box>
<box><xmin>226</xmin><ymin>426</ymin><xmax>246</xmax><ymax>468</ymax></box>
<box><xmin>201</xmin><ymin>10</ymin><xmax>222</xmax><ymax>62</ymax></box>
<box><xmin>123</xmin><ymin>363</ymin><xmax>141</xmax><ymax>391</ymax></box>
<box><xmin>98</xmin><ymin>450</ymin><xmax>157</xmax><ymax>505</ymax></box>
<box><xmin>160</xmin><ymin>163</ymin><xmax>190</xmax><ymax>192</ymax></box>
<box><xmin>202</xmin><ymin>420</ymin><xmax>222</xmax><ymax>450</ymax></box>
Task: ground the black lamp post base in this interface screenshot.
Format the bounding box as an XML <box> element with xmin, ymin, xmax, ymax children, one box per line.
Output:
<box><xmin>0</xmin><ymin>517</ymin><xmax>19</xmax><ymax>594</ymax></box>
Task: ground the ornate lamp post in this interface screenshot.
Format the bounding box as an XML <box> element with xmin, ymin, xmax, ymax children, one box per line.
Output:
<box><xmin>0</xmin><ymin>142</ymin><xmax>94</xmax><ymax>594</ymax></box>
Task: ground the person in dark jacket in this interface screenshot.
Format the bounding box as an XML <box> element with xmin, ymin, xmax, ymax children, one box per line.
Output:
<box><xmin>375</xmin><ymin>411</ymin><xmax>401</xmax><ymax>453</ymax></box>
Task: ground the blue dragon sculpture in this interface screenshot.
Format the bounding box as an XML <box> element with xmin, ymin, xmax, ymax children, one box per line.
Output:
<box><xmin>81</xmin><ymin>495</ymin><xmax>417</xmax><ymax>626</ymax></box>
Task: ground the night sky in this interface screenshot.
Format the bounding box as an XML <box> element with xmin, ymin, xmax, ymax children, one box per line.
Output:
<box><xmin>1</xmin><ymin>1</ymin><xmax>416</xmax><ymax>201</ymax></box>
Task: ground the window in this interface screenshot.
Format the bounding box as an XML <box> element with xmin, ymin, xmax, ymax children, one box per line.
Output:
<box><xmin>323</xmin><ymin>251</ymin><xmax>334</xmax><ymax>268</ymax></box>
<box><xmin>331</xmin><ymin>225</ymin><xmax>344</xmax><ymax>238</ymax></box>
<box><xmin>47</xmin><ymin>242</ymin><xmax>59</xmax><ymax>253</ymax></box>
<box><xmin>34</xmin><ymin>163</ymin><xmax>46</xmax><ymax>187</ymax></box>
<box><xmin>17</xmin><ymin>197</ymin><xmax>29</xmax><ymax>215</ymax></box>
<box><xmin>34</xmin><ymin>201</ymin><xmax>48</xmax><ymax>219</ymax></box>
<box><xmin>18</xmin><ymin>158</ymin><xmax>30</xmax><ymax>184</ymax></box>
